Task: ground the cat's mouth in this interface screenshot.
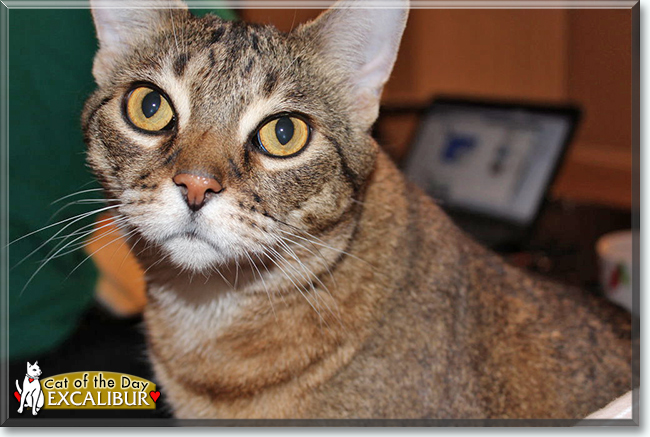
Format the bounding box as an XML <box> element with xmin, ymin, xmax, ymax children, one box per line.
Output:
<box><xmin>166</xmin><ymin>231</ymin><xmax>217</xmax><ymax>246</ymax></box>
<box><xmin>164</xmin><ymin>231</ymin><xmax>223</xmax><ymax>252</ymax></box>
<box><xmin>160</xmin><ymin>231</ymin><xmax>232</xmax><ymax>271</ymax></box>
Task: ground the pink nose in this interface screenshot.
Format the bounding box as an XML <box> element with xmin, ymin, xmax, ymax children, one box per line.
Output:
<box><xmin>173</xmin><ymin>173</ymin><xmax>223</xmax><ymax>211</ymax></box>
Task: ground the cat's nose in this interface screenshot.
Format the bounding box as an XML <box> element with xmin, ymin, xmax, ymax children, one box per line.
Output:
<box><xmin>173</xmin><ymin>173</ymin><xmax>223</xmax><ymax>212</ymax></box>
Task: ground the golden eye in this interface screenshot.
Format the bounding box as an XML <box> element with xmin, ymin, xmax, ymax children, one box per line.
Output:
<box><xmin>125</xmin><ymin>86</ymin><xmax>175</xmax><ymax>132</ymax></box>
<box><xmin>256</xmin><ymin>116</ymin><xmax>310</xmax><ymax>157</ymax></box>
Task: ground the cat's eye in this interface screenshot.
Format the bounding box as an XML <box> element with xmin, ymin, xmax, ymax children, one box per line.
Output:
<box><xmin>125</xmin><ymin>86</ymin><xmax>175</xmax><ymax>132</ymax></box>
<box><xmin>255</xmin><ymin>115</ymin><xmax>311</xmax><ymax>157</ymax></box>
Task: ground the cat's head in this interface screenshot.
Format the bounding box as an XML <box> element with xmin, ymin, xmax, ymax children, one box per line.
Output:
<box><xmin>83</xmin><ymin>0</ymin><xmax>408</xmax><ymax>272</ymax></box>
<box><xmin>26</xmin><ymin>361</ymin><xmax>42</xmax><ymax>377</ymax></box>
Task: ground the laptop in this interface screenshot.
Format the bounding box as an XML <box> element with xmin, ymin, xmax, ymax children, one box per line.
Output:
<box><xmin>403</xmin><ymin>96</ymin><xmax>581</xmax><ymax>251</ymax></box>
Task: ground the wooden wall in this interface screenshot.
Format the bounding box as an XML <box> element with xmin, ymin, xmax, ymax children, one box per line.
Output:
<box><xmin>560</xmin><ymin>10</ymin><xmax>632</xmax><ymax>208</ymax></box>
<box><xmin>241</xmin><ymin>8</ymin><xmax>634</xmax><ymax>208</ymax></box>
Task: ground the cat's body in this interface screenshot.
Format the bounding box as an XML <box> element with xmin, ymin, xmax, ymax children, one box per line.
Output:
<box><xmin>83</xmin><ymin>0</ymin><xmax>632</xmax><ymax>419</ymax></box>
<box><xmin>16</xmin><ymin>361</ymin><xmax>44</xmax><ymax>416</ymax></box>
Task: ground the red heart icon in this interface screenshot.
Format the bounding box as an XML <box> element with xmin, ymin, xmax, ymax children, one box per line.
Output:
<box><xmin>28</xmin><ymin>378</ymin><xmax>34</xmax><ymax>383</ymax></box>
<box><xmin>150</xmin><ymin>391</ymin><xmax>160</xmax><ymax>403</ymax></box>
<box><xmin>14</xmin><ymin>391</ymin><xmax>21</xmax><ymax>402</ymax></box>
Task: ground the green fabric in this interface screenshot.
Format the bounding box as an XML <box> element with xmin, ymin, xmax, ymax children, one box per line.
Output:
<box><xmin>9</xmin><ymin>6</ymin><xmax>236</xmax><ymax>360</ymax></box>
<box><xmin>194</xmin><ymin>8</ymin><xmax>238</xmax><ymax>21</ymax></box>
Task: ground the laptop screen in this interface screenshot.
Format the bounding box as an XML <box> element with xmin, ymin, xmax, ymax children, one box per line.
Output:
<box><xmin>404</xmin><ymin>98</ymin><xmax>580</xmax><ymax>225</ymax></box>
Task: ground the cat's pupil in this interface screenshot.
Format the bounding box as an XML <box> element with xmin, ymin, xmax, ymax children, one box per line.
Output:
<box><xmin>275</xmin><ymin>117</ymin><xmax>294</xmax><ymax>145</ymax></box>
<box><xmin>142</xmin><ymin>90</ymin><xmax>161</xmax><ymax>119</ymax></box>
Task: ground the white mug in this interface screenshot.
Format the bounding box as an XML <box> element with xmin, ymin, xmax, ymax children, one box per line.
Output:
<box><xmin>596</xmin><ymin>230</ymin><xmax>635</xmax><ymax>315</ymax></box>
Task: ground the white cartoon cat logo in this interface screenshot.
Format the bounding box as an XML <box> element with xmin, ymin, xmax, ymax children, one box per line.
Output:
<box><xmin>16</xmin><ymin>361</ymin><xmax>44</xmax><ymax>416</ymax></box>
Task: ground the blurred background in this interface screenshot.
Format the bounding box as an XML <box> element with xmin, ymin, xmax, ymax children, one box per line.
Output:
<box><xmin>6</xmin><ymin>5</ymin><xmax>636</xmax><ymax>420</ymax></box>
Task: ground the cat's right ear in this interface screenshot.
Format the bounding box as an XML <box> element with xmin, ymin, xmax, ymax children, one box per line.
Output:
<box><xmin>89</xmin><ymin>0</ymin><xmax>189</xmax><ymax>85</ymax></box>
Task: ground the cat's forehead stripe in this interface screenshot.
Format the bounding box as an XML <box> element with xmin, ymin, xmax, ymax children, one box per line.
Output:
<box><xmin>173</xmin><ymin>52</ymin><xmax>191</xmax><ymax>77</ymax></box>
<box><xmin>263</xmin><ymin>71</ymin><xmax>279</xmax><ymax>97</ymax></box>
<box><xmin>209</xmin><ymin>26</ymin><xmax>225</xmax><ymax>45</ymax></box>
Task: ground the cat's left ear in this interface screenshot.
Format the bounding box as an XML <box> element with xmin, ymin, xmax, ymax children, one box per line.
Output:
<box><xmin>89</xmin><ymin>0</ymin><xmax>190</xmax><ymax>84</ymax></box>
<box><xmin>301</xmin><ymin>0</ymin><xmax>409</xmax><ymax>128</ymax></box>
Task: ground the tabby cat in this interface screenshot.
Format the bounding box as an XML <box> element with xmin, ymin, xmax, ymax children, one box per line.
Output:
<box><xmin>82</xmin><ymin>0</ymin><xmax>632</xmax><ymax>419</ymax></box>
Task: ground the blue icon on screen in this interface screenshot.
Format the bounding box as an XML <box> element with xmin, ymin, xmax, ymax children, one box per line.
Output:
<box><xmin>441</xmin><ymin>134</ymin><xmax>476</xmax><ymax>162</ymax></box>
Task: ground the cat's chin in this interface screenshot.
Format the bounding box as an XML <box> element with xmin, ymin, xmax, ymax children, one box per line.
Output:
<box><xmin>162</xmin><ymin>235</ymin><xmax>229</xmax><ymax>272</ymax></box>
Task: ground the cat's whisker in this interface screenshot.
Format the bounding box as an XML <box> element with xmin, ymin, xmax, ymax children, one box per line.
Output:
<box><xmin>18</xmin><ymin>224</ymin><xmax>132</xmax><ymax>297</ymax></box>
<box><xmin>135</xmin><ymin>241</ymin><xmax>152</xmax><ymax>259</ymax></box>
<box><xmin>288</xmin><ymin>10</ymin><xmax>298</xmax><ymax>33</ymax></box>
<box><xmin>275</xmin><ymin>236</ymin><xmax>335</xmax><ymax>293</ymax></box>
<box><xmin>207</xmin><ymin>263</ymin><xmax>234</xmax><ymax>290</ymax></box>
<box><xmin>49</xmin><ymin>213</ymin><xmax>127</xmax><ymax>243</ymax></box>
<box><xmin>274</xmin><ymin>237</ymin><xmax>343</xmax><ymax>326</ymax></box>
<box><xmin>104</xmin><ymin>221</ymin><xmax>139</xmax><ymax>266</ymax></box>
<box><xmin>218</xmin><ymin>262</ymin><xmax>238</xmax><ymax>289</ymax></box>
<box><xmin>41</xmin><ymin>215</ymin><xmax>129</xmax><ymax>263</ymax></box>
<box><xmin>278</xmin><ymin>227</ymin><xmax>376</xmax><ymax>273</ymax></box>
<box><xmin>49</xmin><ymin>213</ymin><xmax>123</xmax><ymax>241</ymax></box>
<box><xmin>266</xmin><ymin>244</ymin><xmax>318</xmax><ymax>297</ymax></box>
<box><xmin>248</xmin><ymin>252</ymin><xmax>277</xmax><ymax>321</ymax></box>
<box><xmin>168</xmin><ymin>4</ymin><xmax>180</xmax><ymax>54</ymax></box>
<box><xmin>11</xmin><ymin>205</ymin><xmax>123</xmax><ymax>271</ymax></box>
<box><xmin>38</xmin><ymin>216</ymin><xmax>130</xmax><ymax>265</ymax></box>
<box><xmin>251</xmin><ymin>248</ymin><xmax>288</xmax><ymax>306</ymax></box>
<box><xmin>118</xmin><ymin>234</ymin><xmax>143</xmax><ymax>270</ymax></box>
<box><xmin>43</xmin><ymin>225</ymin><xmax>122</xmax><ymax>262</ymax></box>
<box><xmin>141</xmin><ymin>251</ymin><xmax>172</xmax><ymax>279</ymax></box>
<box><xmin>9</xmin><ymin>204</ymin><xmax>121</xmax><ymax>248</ymax></box>
<box><xmin>271</xmin><ymin>217</ymin><xmax>358</xmax><ymax>257</ymax></box>
<box><xmin>271</xmin><ymin>238</ymin><xmax>331</xmax><ymax>301</ymax></box>
<box><xmin>278</xmin><ymin>233</ymin><xmax>339</xmax><ymax>292</ymax></box>
<box><xmin>233</xmin><ymin>259</ymin><xmax>240</xmax><ymax>289</ymax></box>
<box><xmin>49</xmin><ymin>187</ymin><xmax>104</xmax><ymax>206</ymax></box>
<box><xmin>65</xmin><ymin>228</ymin><xmax>140</xmax><ymax>281</ymax></box>
<box><xmin>275</xmin><ymin>227</ymin><xmax>391</xmax><ymax>311</ymax></box>
<box><xmin>47</xmin><ymin>198</ymin><xmax>120</xmax><ymax>223</ymax></box>
<box><xmin>43</xmin><ymin>225</ymin><xmax>123</xmax><ymax>262</ymax></box>
<box><xmin>261</xmin><ymin>247</ymin><xmax>329</xmax><ymax>331</ymax></box>
<box><xmin>277</xmin><ymin>228</ymin><xmax>393</xmax><ymax>312</ymax></box>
